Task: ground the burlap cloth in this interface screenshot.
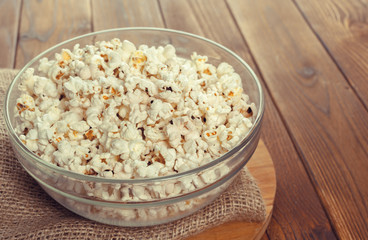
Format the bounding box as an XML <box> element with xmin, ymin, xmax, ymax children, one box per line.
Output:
<box><xmin>0</xmin><ymin>69</ymin><xmax>265</xmax><ymax>240</ymax></box>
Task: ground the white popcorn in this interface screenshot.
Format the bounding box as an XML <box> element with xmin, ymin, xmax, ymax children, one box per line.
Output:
<box><xmin>166</xmin><ymin>124</ymin><xmax>181</xmax><ymax>148</ymax></box>
<box><xmin>128</xmin><ymin>140</ymin><xmax>145</xmax><ymax>160</ymax></box>
<box><xmin>144</xmin><ymin>126</ymin><xmax>166</xmax><ymax>142</ymax></box>
<box><xmin>53</xmin><ymin>141</ymin><xmax>75</xmax><ymax>166</ymax></box>
<box><xmin>64</xmin><ymin>77</ymin><xmax>87</xmax><ymax>96</ymax></box>
<box><xmin>14</xmin><ymin>39</ymin><xmax>256</xmax><ymax>218</ymax></box>
<box><xmin>120</xmin><ymin>122</ymin><xmax>141</xmax><ymax>141</ymax></box>
<box><xmin>79</xmin><ymin>66</ymin><xmax>91</xmax><ymax>80</ymax></box>
<box><xmin>118</xmin><ymin>105</ymin><xmax>129</xmax><ymax>119</ymax></box>
<box><xmin>110</xmin><ymin>139</ymin><xmax>129</xmax><ymax>156</ymax></box>
<box><xmin>33</xmin><ymin>76</ymin><xmax>58</xmax><ymax>98</ymax></box>
<box><xmin>69</xmin><ymin>121</ymin><xmax>90</xmax><ymax>132</ymax></box>
<box><xmin>163</xmin><ymin>44</ymin><xmax>176</xmax><ymax>59</ymax></box>
<box><xmin>183</xmin><ymin>139</ymin><xmax>196</xmax><ymax>154</ymax></box>
<box><xmin>55</xmin><ymin>120</ymin><xmax>69</xmax><ymax>133</ymax></box>
<box><xmin>62</xmin><ymin>110</ymin><xmax>82</xmax><ymax>124</ymax></box>
<box><xmin>138</xmin><ymin>78</ymin><xmax>158</xmax><ymax>96</ymax></box>
<box><xmin>18</xmin><ymin>68</ymin><xmax>35</xmax><ymax>94</ymax></box>
<box><xmin>41</xmin><ymin>106</ymin><xmax>61</xmax><ymax>125</ymax></box>
<box><xmin>217</xmin><ymin>62</ymin><xmax>234</xmax><ymax>77</ymax></box>
<box><xmin>25</xmin><ymin>139</ymin><xmax>39</xmax><ymax>152</ymax></box>
<box><xmin>122</xmin><ymin>40</ymin><xmax>136</xmax><ymax>55</ymax></box>
<box><xmin>147</xmin><ymin>99</ymin><xmax>173</xmax><ymax>124</ymax></box>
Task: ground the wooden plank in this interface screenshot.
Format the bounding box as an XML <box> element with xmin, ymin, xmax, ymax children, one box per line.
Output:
<box><xmin>228</xmin><ymin>0</ymin><xmax>368</xmax><ymax>239</ymax></box>
<box><xmin>0</xmin><ymin>0</ymin><xmax>21</xmax><ymax>68</ymax></box>
<box><xmin>293</xmin><ymin>0</ymin><xmax>368</xmax><ymax>108</ymax></box>
<box><xmin>187</xmin><ymin>140</ymin><xmax>276</xmax><ymax>240</ymax></box>
<box><xmin>260</xmin><ymin>235</ymin><xmax>269</xmax><ymax>240</ymax></box>
<box><xmin>15</xmin><ymin>0</ymin><xmax>92</xmax><ymax>69</ymax></box>
<box><xmin>92</xmin><ymin>0</ymin><xmax>164</xmax><ymax>30</ymax></box>
<box><xmin>159</xmin><ymin>0</ymin><xmax>337</xmax><ymax>239</ymax></box>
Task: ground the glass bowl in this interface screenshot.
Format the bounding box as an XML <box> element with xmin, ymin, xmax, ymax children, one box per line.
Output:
<box><xmin>4</xmin><ymin>28</ymin><xmax>264</xmax><ymax>227</ymax></box>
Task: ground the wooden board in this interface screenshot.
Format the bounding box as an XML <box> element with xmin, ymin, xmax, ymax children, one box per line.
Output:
<box><xmin>15</xmin><ymin>0</ymin><xmax>91</xmax><ymax>68</ymax></box>
<box><xmin>228</xmin><ymin>0</ymin><xmax>368</xmax><ymax>239</ymax></box>
<box><xmin>0</xmin><ymin>0</ymin><xmax>21</xmax><ymax>68</ymax></box>
<box><xmin>188</xmin><ymin>140</ymin><xmax>275</xmax><ymax>240</ymax></box>
<box><xmin>294</xmin><ymin>0</ymin><xmax>368</xmax><ymax>108</ymax></box>
<box><xmin>92</xmin><ymin>0</ymin><xmax>164</xmax><ymax>30</ymax></box>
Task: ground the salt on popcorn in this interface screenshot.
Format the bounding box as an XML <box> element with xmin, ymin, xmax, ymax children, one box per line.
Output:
<box><xmin>14</xmin><ymin>38</ymin><xmax>256</xmax><ymax>204</ymax></box>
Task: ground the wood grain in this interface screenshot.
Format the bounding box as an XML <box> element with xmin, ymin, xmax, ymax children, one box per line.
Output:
<box><xmin>92</xmin><ymin>0</ymin><xmax>165</xmax><ymax>30</ymax></box>
<box><xmin>15</xmin><ymin>0</ymin><xmax>92</xmax><ymax>68</ymax></box>
<box><xmin>0</xmin><ymin>0</ymin><xmax>21</xmax><ymax>68</ymax></box>
<box><xmin>228</xmin><ymin>0</ymin><xmax>368</xmax><ymax>239</ymax></box>
<box><xmin>187</xmin><ymin>140</ymin><xmax>276</xmax><ymax>240</ymax></box>
<box><xmin>293</xmin><ymin>0</ymin><xmax>368</xmax><ymax>108</ymax></box>
<box><xmin>160</xmin><ymin>0</ymin><xmax>337</xmax><ymax>239</ymax></box>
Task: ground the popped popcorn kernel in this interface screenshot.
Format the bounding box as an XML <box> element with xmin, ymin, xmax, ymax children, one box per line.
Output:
<box><xmin>62</xmin><ymin>51</ymin><xmax>71</xmax><ymax>61</ymax></box>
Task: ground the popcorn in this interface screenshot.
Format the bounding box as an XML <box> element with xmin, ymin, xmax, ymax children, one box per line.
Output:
<box><xmin>53</xmin><ymin>140</ymin><xmax>75</xmax><ymax>166</ymax></box>
<box><xmin>216</xmin><ymin>62</ymin><xmax>234</xmax><ymax>77</ymax></box>
<box><xmin>14</xmin><ymin>38</ymin><xmax>256</xmax><ymax>214</ymax></box>
<box><xmin>128</xmin><ymin>140</ymin><xmax>145</xmax><ymax>160</ymax></box>
<box><xmin>79</xmin><ymin>66</ymin><xmax>91</xmax><ymax>80</ymax></box>
<box><xmin>183</xmin><ymin>139</ymin><xmax>196</xmax><ymax>154</ymax></box>
<box><xmin>69</xmin><ymin>121</ymin><xmax>90</xmax><ymax>132</ymax></box>
<box><xmin>163</xmin><ymin>44</ymin><xmax>176</xmax><ymax>59</ymax></box>
<box><xmin>110</xmin><ymin>139</ymin><xmax>129</xmax><ymax>156</ymax></box>
<box><xmin>144</xmin><ymin>126</ymin><xmax>166</xmax><ymax>142</ymax></box>
<box><xmin>33</xmin><ymin>76</ymin><xmax>58</xmax><ymax>98</ymax></box>
<box><xmin>147</xmin><ymin>99</ymin><xmax>173</xmax><ymax>124</ymax></box>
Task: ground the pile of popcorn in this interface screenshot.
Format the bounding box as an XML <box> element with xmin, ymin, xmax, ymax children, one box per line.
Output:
<box><xmin>14</xmin><ymin>38</ymin><xmax>255</xmax><ymax>180</ymax></box>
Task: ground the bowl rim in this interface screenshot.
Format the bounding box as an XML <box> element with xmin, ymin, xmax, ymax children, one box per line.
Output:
<box><xmin>4</xmin><ymin>27</ymin><xmax>264</xmax><ymax>184</ymax></box>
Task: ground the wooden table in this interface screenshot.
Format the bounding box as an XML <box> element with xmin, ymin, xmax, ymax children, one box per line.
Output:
<box><xmin>1</xmin><ymin>0</ymin><xmax>368</xmax><ymax>239</ymax></box>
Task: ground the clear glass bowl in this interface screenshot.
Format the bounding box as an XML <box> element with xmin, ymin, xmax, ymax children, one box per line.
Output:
<box><xmin>4</xmin><ymin>28</ymin><xmax>264</xmax><ymax>227</ymax></box>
